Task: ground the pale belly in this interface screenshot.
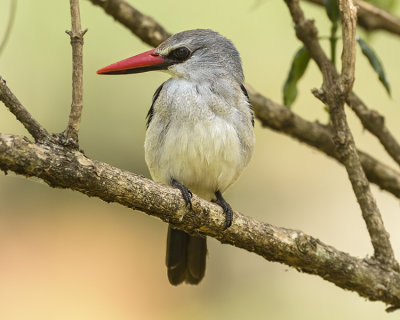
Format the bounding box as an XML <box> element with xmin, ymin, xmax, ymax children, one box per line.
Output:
<box><xmin>144</xmin><ymin>117</ymin><xmax>247</xmax><ymax>200</ymax></box>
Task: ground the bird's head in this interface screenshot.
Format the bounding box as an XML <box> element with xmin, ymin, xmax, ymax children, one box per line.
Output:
<box><xmin>97</xmin><ymin>29</ymin><xmax>244</xmax><ymax>83</ymax></box>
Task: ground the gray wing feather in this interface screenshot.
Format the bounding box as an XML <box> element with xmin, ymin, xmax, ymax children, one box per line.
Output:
<box><xmin>240</xmin><ymin>84</ymin><xmax>254</xmax><ymax>127</ymax></box>
<box><xmin>146</xmin><ymin>82</ymin><xmax>165</xmax><ymax>129</ymax></box>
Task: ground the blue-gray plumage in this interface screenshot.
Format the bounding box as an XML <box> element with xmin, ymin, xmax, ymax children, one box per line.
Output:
<box><xmin>97</xmin><ymin>29</ymin><xmax>255</xmax><ymax>285</ymax></box>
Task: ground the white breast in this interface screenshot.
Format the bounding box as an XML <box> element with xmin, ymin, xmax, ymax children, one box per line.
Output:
<box><xmin>144</xmin><ymin>79</ymin><xmax>254</xmax><ymax>200</ymax></box>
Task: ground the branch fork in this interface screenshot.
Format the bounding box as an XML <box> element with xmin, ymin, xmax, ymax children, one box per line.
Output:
<box><xmin>283</xmin><ymin>0</ymin><xmax>399</xmax><ymax>273</ymax></box>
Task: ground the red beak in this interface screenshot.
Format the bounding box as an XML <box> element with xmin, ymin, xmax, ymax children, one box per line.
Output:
<box><xmin>97</xmin><ymin>49</ymin><xmax>168</xmax><ymax>75</ymax></box>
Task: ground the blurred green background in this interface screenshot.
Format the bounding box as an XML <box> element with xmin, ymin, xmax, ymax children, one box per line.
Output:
<box><xmin>1</xmin><ymin>1</ymin><xmax>400</xmax><ymax>319</ymax></box>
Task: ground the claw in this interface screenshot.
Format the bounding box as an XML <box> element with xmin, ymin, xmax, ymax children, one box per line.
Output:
<box><xmin>213</xmin><ymin>191</ymin><xmax>233</xmax><ymax>229</ymax></box>
<box><xmin>171</xmin><ymin>178</ymin><xmax>193</xmax><ymax>210</ymax></box>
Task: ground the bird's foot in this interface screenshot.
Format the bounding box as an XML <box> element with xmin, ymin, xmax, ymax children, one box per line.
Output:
<box><xmin>171</xmin><ymin>179</ymin><xmax>193</xmax><ymax>210</ymax></box>
<box><xmin>213</xmin><ymin>191</ymin><xmax>233</xmax><ymax>230</ymax></box>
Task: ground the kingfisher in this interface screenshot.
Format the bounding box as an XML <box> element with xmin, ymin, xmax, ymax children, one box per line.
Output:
<box><xmin>97</xmin><ymin>29</ymin><xmax>255</xmax><ymax>285</ymax></box>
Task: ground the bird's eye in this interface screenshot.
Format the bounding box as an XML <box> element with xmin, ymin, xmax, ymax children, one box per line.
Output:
<box><xmin>170</xmin><ymin>47</ymin><xmax>191</xmax><ymax>61</ymax></box>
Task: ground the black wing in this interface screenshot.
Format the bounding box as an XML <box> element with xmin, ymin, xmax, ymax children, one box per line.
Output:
<box><xmin>146</xmin><ymin>82</ymin><xmax>165</xmax><ymax>129</ymax></box>
<box><xmin>240</xmin><ymin>84</ymin><xmax>254</xmax><ymax>127</ymax></box>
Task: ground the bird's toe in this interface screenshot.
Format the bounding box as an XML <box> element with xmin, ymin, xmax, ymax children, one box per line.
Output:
<box><xmin>171</xmin><ymin>178</ymin><xmax>193</xmax><ymax>210</ymax></box>
<box><xmin>214</xmin><ymin>191</ymin><xmax>233</xmax><ymax>229</ymax></box>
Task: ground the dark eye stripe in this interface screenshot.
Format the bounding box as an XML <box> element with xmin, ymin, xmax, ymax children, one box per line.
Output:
<box><xmin>168</xmin><ymin>47</ymin><xmax>191</xmax><ymax>62</ymax></box>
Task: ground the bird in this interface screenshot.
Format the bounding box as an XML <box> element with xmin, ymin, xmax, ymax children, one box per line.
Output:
<box><xmin>97</xmin><ymin>29</ymin><xmax>255</xmax><ymax>285</ymax></box>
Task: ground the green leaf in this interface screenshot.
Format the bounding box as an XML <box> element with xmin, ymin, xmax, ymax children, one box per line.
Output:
<box><xmin>283</xmin><ymin>46</ymin><xmax>311</xmax><ymax>108</ymax></box>
<box><xmin>323</xmin><ymin>0</ymin><xmax>340</xmax><ymax>24</ymax></box>
<box><xmin>357</xmin><ymin>37</ymin><xmax>391</xmax><ymax>96</ymax></box>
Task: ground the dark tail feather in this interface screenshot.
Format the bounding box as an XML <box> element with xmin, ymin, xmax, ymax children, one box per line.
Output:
<box><xmin>166</xmin><ymin>226</ymin><xmax>189</xmax><ymax>285</ymax></box>
<box><xmin>166</xmin><ymin>226</ymin><xmax>207</xmax><ymax>285</ymax></box>
<box><xmin>186</xmin><ymin>235</ymin><xmax>207</xmax><ymax>284</ymax></box>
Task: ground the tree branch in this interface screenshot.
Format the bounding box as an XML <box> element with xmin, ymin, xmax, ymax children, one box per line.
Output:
<box><xmin>302</xmin><ymin>0</ymin><xmax>400</xmax><ymax>168</ymax></box>
<box><xmin>284</xmin><ymin>0</ymin><xmax>398</xmax><ymax>269</ymax></box>
<box><xmin>89</xmin><ymin>0</ymin><xmax>171</xmax><ymax>47</ymax></box>
<box><xmin>0</xmin><ymin>0</ymin><xmax>399</xmax><ymax>309</ymax></box>
<box><xmin>303</xmin><ymin>0</ymin><xmax>400</xmax><ymax>36</ymax></box>
<box><xmin>0</xmin><ymin>76</ymin><xmax>51</xmax><ymax>143</ymax></box>
<box><xmin>247</xmin><ymin>86</ymin><xmax>400</xmax><ymax>199</ymax></box>
<box><xmin>1</xmin><ymin>132</ymin><xmax>400</xmax><ymax>307</ymax></box>
<box><xmin>347</xmin><ymin>93</ymin><xmax>400</xmax><ymax>167</ymax></box>
<box><xmin>357</xmin><ymin>0</ymin><xmax>400</xmax><ymax>35</ymax></box>
<box><xmin>64</xmin><ymin>0</ymin><xmax>87</xmax><ymax>148</ymax></box>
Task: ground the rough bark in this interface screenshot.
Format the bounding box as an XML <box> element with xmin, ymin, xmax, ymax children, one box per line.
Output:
<box><xmin>64</xmin><ymin>0</ymin><xmax>87</xmax><ymax>148</ymax></box>
<box><xmin>1</xmin><ymin>133</ymin><xmax>400</xmax><ymax>307</ymax></box>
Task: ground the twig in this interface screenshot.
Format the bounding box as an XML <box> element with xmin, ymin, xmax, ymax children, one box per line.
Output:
<box><xmin>303</xmin><ymin>0</ymin><xmax>400</xmax><ymax>36</ymax></box>
<box><xmin>64</xmin><ymin>0</ymin><xmax>87</xmax><ymax>148</ymax></box>
<box><xmin>0</xmin><ymin>76</ymin><xmax>51</xmax><ymax>143</ymax></box>
<box><xmin>1</xmin><ymin>133</ymin><xmax>400</xmax><ymax>308</ymax></box>
<box><xmin>284</xmin><ymin>0</ymin><xmax>398</xmax><ymax>270</ymax></box>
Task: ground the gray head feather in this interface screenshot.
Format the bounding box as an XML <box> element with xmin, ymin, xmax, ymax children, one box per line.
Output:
<box><xmin>155</xmin><ymin>29</ymin><xmax>244</xmax><ymax>83</ymax></box>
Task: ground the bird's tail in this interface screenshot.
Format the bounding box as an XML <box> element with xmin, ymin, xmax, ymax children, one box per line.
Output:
<box><xmin>166</xmin><ymin>226</ymin><xmax>207</xmax><ymax>285</ymax></box>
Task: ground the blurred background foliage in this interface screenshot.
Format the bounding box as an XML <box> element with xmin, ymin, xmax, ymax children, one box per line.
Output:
<box><xmin>1</xmin><ymin>0</ymin><xmax>400</xmax><ymax>319</ymax></box>
<box><xmin>365</xmin><ymin>0</ymin><xmax>396</xmax><ymax>10</ymax></box>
